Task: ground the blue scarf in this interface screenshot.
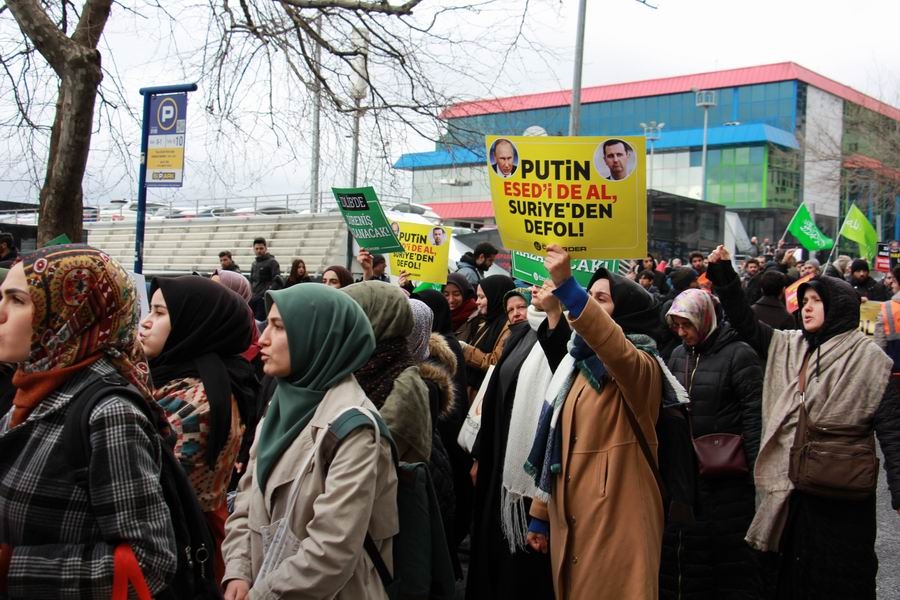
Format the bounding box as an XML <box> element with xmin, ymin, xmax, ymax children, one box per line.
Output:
<box><xmin>524</xmin><ymin>333</ymin><xmax>688</xmax><ymax>501</ymax></box>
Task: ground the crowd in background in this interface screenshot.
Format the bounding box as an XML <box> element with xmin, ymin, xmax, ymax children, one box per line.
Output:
<box><xmin>0</xmin><ymin>231</ymin><xmax>898</xmax><ymax>599</ymax></box>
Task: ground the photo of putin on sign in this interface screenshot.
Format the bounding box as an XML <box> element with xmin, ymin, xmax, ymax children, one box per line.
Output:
<box><xmin>490</xmin><ymin>138</ymin><xmax>518</xmax><ymax>178</ymax></box>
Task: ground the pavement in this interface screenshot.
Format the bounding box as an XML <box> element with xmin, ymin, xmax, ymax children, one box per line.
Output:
<box><xmin>876</xmin><ymin>447</ymin><xmax>900</xmax><ymax>598</ymax></box>
<box><xmin>451</xmin><ymin>457</ymin><xmax>900</xmax><ymax>598</ymax></box>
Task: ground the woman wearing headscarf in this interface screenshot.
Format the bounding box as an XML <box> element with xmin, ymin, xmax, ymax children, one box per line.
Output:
<box><xmin>413</xmin><ymin>289</ymin><xmax>473</xmax><ymax>554</ymax></box>
<box><xmin>462</xmin><ymin>274</ymin><xmax>516</xmax><ymax>396</ymax></box>
<box><xmin>343</xmin><ymin>280</ymin><xmax>432</xmax><ymax>463</ymax></box>
<box><xmin>466</xmin><ymin>283</ymin><xmax>569</xmax><ymax>600</ymax></box>
<box><xmin>0</xmin><ymin>245</ymin><xmax>176</xmax><ymax>597</ymax></box>
<box><xmin>140</xmin><ymin>276</ymin><xmax>258</xmax><ymax>583</ymax></box>
<box><xmin>444</xmin><ymin>273</ymin><xmax>478</xmax><ymax>339</ymax></box>
<box><xmin>222</xmin><ymin>284</ymin><xmax>397</xmax><ymax>599</ymax></box>
<box><xmin>212</xmin><ymin>268</ymin><xmax>252</xmax><ymax>302</ymax></box>
<box><xmin>661</xmin><ymin>288</ymin><xmax>763</xmax><ymax>599</ymax></box>
<box><xmin>705</xmin><ymin>245</ymin><xmax>900</xmax><ymax>599</ymax></box>
<box><xmin>408</xmin><ymin>298</ymin><xmax>458</xmax><ymax>573</ymax></box>
<box><xmin>525</xmin><ymin>246</ymin><xmax>689</xmax><ymax>600</ymax></box>
<box><xmin>322</xmin><ymin>265</ymin><xmax>354</xmax><ymax>289</ymax></box>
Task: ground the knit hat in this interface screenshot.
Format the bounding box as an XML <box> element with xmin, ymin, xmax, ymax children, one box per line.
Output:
<box><xmin>670</xmin><ymin>267</ymin><xmax>698</xmax><ymax>292</ymax></box>
<box><xmin>805</xmin><ymin>258</ymin><xmax>821</xmax><ymax>269</ymax></box>
<box><xmin>850</xmin><ymin>258</ymin><xmax>869</xmax><ymax>273</ymax></box>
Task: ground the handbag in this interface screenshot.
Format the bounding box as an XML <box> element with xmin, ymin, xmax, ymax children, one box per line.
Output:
<box><xmin>112</xmin><ymin>543</ymin><xmax>152</xmax><ymax>600</ymax></box>
<box><xmin>457</xmin><ymin>364</ymin><xmax>494</xmax><ymax>454</ymax></box>
<box><xmin>692</xmin><ymin>433</ymin><xmax>749</xmax><ymax>478</ymax></box>
<box><xmin>788</xmin><ymin>353</ymin><xmax>879</xmax><ymax>500</ymax></box>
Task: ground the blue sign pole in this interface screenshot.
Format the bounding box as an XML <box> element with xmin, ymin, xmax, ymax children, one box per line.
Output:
<box><xmin>135</xmin><ymin>83</ymin><xmax>197</xmax><ymax>274</ymax></box>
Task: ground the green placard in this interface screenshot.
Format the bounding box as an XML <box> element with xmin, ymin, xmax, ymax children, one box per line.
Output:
<box><xmin>332</xmin><ymin>186</ymin><xmax>404</xmax><ymax>254</ymax></box>
<box><xmin>511</xmin><ymin>250</ymin><xmax>619</xmax><ymax>287</ymax></box>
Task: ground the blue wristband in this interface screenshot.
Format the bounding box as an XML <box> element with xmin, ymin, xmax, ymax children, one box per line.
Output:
<box><xmin>528</xmin><ymin>517</ymin><xmax>550</xmax><ymax>536</ymax></box>
<box><xmin>552</xmin><ymin>276</ymin><xmax>588</xmax><ymax>318</ymax></box>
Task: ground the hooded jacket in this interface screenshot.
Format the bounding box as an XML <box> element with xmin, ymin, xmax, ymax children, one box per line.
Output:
<box><xmin>707</xmin><ymin>261</ymin><xmax>896</xmax><ymax>551</ymax></box>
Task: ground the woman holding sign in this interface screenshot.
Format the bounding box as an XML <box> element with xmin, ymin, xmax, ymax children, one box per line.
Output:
<box><xmin>525</xmin><ymin>246</ymin><xmax>678</xmax><ymax>600</ymax></box>
<box><xmin>461</xmin><ymin>275</ymin><xmax>516</xmax><ymax>398</ymax></box>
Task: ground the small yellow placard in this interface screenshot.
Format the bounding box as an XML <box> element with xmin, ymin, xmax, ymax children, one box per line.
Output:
<box><xmin>388</xmin><ymin>221</ymin><xmax>453</xmax><ymax>285</ymax></box>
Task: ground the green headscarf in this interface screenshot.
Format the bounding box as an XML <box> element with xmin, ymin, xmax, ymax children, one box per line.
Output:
<box><xmin>255</xmin><ymin>284</ymin><xmax>376</xmax><ymax>491</ymax></box>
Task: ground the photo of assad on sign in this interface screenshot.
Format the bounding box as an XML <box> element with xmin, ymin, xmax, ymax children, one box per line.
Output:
<box><xmin>490</xmin><ymin>138</ymin><xmax>519</xmax><ymax>178</ymax></box>
<box><xmin>429</xmin><ymin>226</ymin><xmax>447</xmax><ymax>247</ymax></box>
<box><xmin>593</xmin><ymin>138</ymin><xmax>637</xmax><ymax>181</ymax></box>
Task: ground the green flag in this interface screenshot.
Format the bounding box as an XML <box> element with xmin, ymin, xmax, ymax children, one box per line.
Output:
<box><xmin>840</xmin><ymin>203</ymin><xmax>878</xmax><ymax>260</ymax></box>
<box><xmin>786</xmin><ymin>203</ymin><xmax>834</xmax><ymax>251</ymax></box>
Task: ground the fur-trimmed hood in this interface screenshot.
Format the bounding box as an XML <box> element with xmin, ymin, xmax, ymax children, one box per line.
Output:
<box><xmin>418</xmin><ymin>333</ymin><xmax>457</xmax><ymax>419</ymax></box>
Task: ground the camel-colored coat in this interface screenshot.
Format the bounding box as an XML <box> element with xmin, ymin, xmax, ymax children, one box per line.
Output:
<box><xmin>530</xmin><ymin>298</ymin><xmax>664</xmax><ymax>600</ymax></box>
<box><xmin>222</xmin><ymin>377</ymin><xmax>399</xmax><ymax>599</ymax></box>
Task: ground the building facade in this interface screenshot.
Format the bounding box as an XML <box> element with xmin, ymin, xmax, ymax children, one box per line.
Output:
<box><xmin>395</xmin><ymin>62</ymin><xmax>900</xmax><ymax>252</ymax></box>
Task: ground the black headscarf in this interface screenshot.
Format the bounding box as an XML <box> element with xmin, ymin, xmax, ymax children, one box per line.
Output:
<box><xmin>413</xmin><ymin>289</ymin><xmax>452</xmax><ymax>334</ymax></box>
<box><xmin>323</xmin><ymin>265</ymin><xmax>354</xmax><ymax>288</ymax></box>
<box><xmin>797</xmin><ymin>276</ymin><xmax>860</xmax><ymax>350</ymax></box>
<box><xmin>470</xmin><ymin>275</ymin><xmax>516</xmax><ymax>352</ymax></box>
<box><xmin>149</xmin><ymin>276</ymin><xmax>258</xmax><ymax>468</ymax></box>
<box><xmin>587</xmin><ymin>267</ymin><xmax>669</xmax><ymax>344</ymax></box>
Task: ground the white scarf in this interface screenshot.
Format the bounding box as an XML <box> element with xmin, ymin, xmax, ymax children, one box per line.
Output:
<box><xmin>499</xmin><ymin>306</ymin><xmax>555</xmax><ymax>551</ymax></box>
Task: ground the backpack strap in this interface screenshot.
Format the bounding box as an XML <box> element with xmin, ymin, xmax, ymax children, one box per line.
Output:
<box><xmin>62</xmin><ymin>374</ymin><xmax>148</xmax><ymax>489</ymax></box>
<box><xmin>320</xmin><ymin>407</ymin><xmax>398</xmax><ymax>593</ymax></box>
<box><xmin>320</xmin><ymin>407</ymin><xmax>396</xmax><ymax>473</ymax></box>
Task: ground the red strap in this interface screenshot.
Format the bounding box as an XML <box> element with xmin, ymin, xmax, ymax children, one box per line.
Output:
<box><xmin>112</xmin><ymin>544</ymin><xmax>152</xmax><ymax>600</ymax></box>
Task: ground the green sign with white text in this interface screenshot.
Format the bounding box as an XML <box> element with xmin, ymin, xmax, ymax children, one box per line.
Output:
<box><xmin>332</xmin><ymin>186</ymin><xmax>404</xmax><ymax>254</ymax></box>
<box><xmin>511</xmin><ymin>251</ymin><xmax>620</xmax><ymax>287</ymax></box>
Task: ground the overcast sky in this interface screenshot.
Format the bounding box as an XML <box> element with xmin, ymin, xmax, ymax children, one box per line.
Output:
<box><xmin>1</xmin><ymin>0</ymin><xmax>898</xmax><ymax>208</ymax></box>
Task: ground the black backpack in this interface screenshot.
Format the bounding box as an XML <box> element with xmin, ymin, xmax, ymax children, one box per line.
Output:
<box><xmin>321</xmin><ymin>408</ymin><xmax>457</xmax><ymax>600</ymax></box>
<box><xmin>62</xmin><ymin>374</ymin><xmax>221</xmax><ymax>599</ymax></box>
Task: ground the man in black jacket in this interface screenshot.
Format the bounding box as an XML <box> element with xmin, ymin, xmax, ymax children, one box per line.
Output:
<box><xmin>849</xmin><ymin>258</ymin><xmax>889</xmax><ymax>301</ymax></box>
<box><xmin>751</xmin><ymin>270</ymin><xmax>796</xmax><ymax>330</ymax></box>
<box><xmin>249</xmin><ymin>237</ymin><xmax>280</xmax><ymax>320</ymax></box>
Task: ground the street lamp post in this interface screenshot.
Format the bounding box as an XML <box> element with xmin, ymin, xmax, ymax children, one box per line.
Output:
<box><xmin>695</xmin><ymin>90</ymin><xmax>717</xmax><ymax>202</ymax></box>
<box><xmin>347</xmin><ymin>29</ymin><xmax>369</xmax><ymax>268</ymax></box>
<box><xmin>640</xmin><ymin>120</ymin><xmax>665</xmax><ymax>192</ymax></box>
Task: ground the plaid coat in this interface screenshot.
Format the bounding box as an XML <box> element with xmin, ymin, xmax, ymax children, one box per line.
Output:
<box><xmin>0</xmin><ymin>360</ymin><xmax>177</xmax><ymax>599</ymax></box>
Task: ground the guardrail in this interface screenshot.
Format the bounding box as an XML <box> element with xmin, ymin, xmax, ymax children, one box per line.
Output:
<box><xmin>2</xmin><ymin>191</ymin><xmax>414</xmax><ymax>224</ymax></box>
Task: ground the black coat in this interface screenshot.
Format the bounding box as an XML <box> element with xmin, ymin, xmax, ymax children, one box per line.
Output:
<box><xmin>660</xmin><ymin>325</ymin><xmax>764</xmax><ymax>599</ymax></box>
<box><xmin>751</xmin><ymin>295</ymin><xmax>797</xmax><ymax>330</ymax></box>
<box><xmin>465</xmin><ymin>318</ymin><xmax>569</xmax><ymax>600</ymax></box>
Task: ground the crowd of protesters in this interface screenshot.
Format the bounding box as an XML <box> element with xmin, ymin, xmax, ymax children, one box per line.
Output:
<box><xmin>0</xmin><ymin>231</ymin><xmax>898</xmax><ymax>600</ymax></box>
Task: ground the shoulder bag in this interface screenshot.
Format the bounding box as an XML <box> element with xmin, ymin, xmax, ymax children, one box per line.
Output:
<box><xmin>788</xmin><ymin>352</ymin><xmax>879</xmax><ymax>500</ymax></box>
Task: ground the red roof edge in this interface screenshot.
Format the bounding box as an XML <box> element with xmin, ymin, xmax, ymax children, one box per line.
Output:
<box><xmin>440</xmin><ymin>62</ymin><xmax>900</xmax><ymax>122</ymax></box>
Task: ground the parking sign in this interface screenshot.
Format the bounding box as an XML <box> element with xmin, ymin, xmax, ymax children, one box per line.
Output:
<box><xmin>146</xmin><ymin>93</ymin><xmax>187</xmax><ymax>187</ymax></box>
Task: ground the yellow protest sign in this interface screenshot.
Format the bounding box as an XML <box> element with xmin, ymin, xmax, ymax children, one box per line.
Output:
<box><xmin>486</xmin><ymin>135</ymin><xmax>646</xmax><ymax>259</ymax></box>
<box><xmin>859</xmin><ymin>300</ymin><xmax>883</xmax><ymax>336</ymax></box>
<box><xmin>388</xmin><ymin>221</ymin><xmax>453</xmax><ymax>285</ymax></box>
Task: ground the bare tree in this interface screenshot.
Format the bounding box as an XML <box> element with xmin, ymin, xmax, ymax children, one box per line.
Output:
<box><xmin>3</xmin><ymin>0</ymin><xmax>114</xmax><ymax>244</ymax></box>
<box><xmin>1</xmin><ymin>0</ymin><xmax>536</xmax><ymax>244</ymax></box>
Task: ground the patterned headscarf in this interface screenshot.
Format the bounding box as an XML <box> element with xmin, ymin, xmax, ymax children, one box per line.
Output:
<box><xmin>407</xmin><ymin>299</ymin><xmax>433</xmax><ymax>363</ymax></box>
<box><xmin>666</xmin><ymin>288</ymin><xmax>719</xmax><ymax>346</ymax></box>
<box><xmin>10</xmin><ymin>245</ymin><xmax>152</xmax><ymax>426</ymax></box>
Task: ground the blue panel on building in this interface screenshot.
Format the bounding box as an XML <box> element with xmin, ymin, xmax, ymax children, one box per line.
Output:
<box><xmin>395</xmin><ymin>124</ymin><xmax>796</xmax><ymax>171</ymax></box>
<box><xmin>653</xmin><ymin>123</ymin><xmax>798</xmax><ymax>151</ymax></box>
<box><xmin>394</xmin><ymin>147</ymin><xmax>486</xmax><ymax>170</ymax></box>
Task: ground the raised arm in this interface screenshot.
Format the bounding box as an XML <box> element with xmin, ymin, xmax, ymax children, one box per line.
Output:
<box><xmin>706</xmin><ymin>245</ymin><xmax>775</xmax><ymax>359</ymax></box>
<box><xmin>545</xmin><ymin>245</ymin><xmax>661</xmax><ymax>415</ymax></box>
